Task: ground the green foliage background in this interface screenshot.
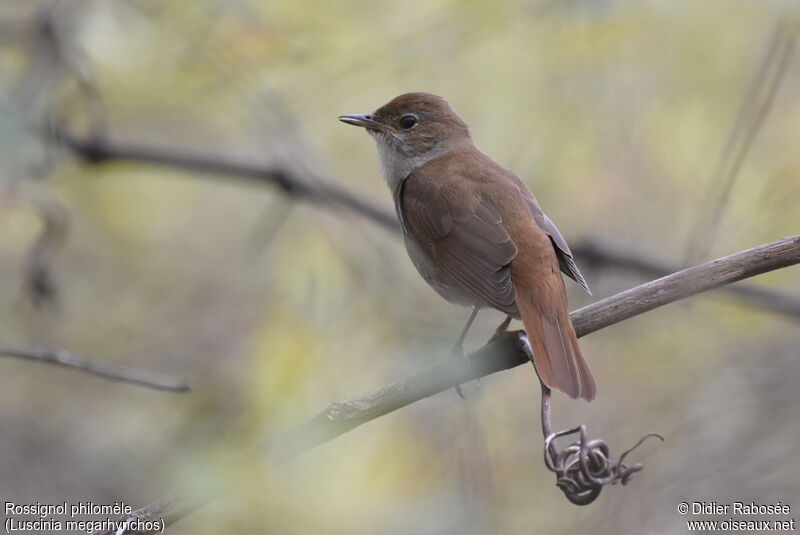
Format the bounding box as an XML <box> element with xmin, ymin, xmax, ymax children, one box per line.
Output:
<box><xmin>0</xmin><ymin>1</ymin><xmax>798</xmax><ymax>533</ymax></box>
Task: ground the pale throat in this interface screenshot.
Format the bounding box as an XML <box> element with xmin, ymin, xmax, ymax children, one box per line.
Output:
<box><xmin>371</xmin><ymin>135</ymin><xmax>448</xmax><ymax>188</ymax></box>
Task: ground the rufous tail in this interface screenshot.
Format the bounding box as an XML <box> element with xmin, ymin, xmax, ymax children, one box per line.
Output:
<box><xmin>517</xmin><ymin>294</ymin><xmax>596</xmax><ymax>402</ymax></box>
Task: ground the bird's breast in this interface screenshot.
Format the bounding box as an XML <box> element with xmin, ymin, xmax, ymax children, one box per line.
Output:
<box><xmin>401</xmin><ymin>231</ymin><xmax>475</xmax><ymax>308</ymax></box>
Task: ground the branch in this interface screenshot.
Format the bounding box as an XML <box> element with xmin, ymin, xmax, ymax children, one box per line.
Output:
<box><xmin>569</xmin><ymin>235</ymin><xmax>800</xmax><ymax>336</ymax></box>
<box><xmin>52</xmin><ymin>126</ymin><xmax>398</xmax><ymax>232</ymax></box>
<box><xmin>95</xmin><ymin>234</ymin><xmax>800</xmax><ymax>534</ymax></box>
<box><xmin>573</xmin><ymin>240</ymin><xmax>800</xmax><ymax>319</ymax></box>
<box><xmin>0</xmin><ymin>346</ymin><xmax>190</xmax><ymax>392</ymax></box>
<box><xmin>52</xmin><ymin>127</ymin><xmax>800</xmax><ymax>319</ymax></box>
<box><xmin>23</xmin><ymin>196</ymin><xmax>69</xmax><ymax>308</ymax></box>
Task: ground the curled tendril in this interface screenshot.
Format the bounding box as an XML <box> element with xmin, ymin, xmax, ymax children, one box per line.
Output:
<box><xmin>522</xmin><ymin>331</ymin><xmax>663</xmax><ymax>506</ymax></box>
<box><xmin>543</xmin><ymin>420</ymin><xmax>663</xmax><ymax>505</ymax></box>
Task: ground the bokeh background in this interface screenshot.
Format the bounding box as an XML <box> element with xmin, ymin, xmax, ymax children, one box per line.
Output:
<box><xmin>1</xmin><ymin>1</ymin><xmax>799</xmax><ymax>533</ymax></box>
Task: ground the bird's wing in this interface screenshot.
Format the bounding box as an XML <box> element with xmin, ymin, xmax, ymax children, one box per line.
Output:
<box><xmin>506</xmin><ymin>182</ymin><xmax>591</xmax><ymax>295</ymax></box>
<box><xmin>532</xmin><ymin>210</ymin><xmax>592</xmax><ymax>295</ymax></box>
<box><xmin>398</xmin><ymin>173</ymin><xmax>519</xmax><ymax>313</ymax></box>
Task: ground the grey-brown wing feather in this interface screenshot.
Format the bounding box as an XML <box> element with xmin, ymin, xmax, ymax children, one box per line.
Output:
<box><xmin>534</xmin><ymin>211</ymin><xmax>591</xmax><ymax>295</ymax></box>
<box><xmin>499</xmin><ymin>171</ymin><xmax>591</xmax><ymax>295</ymax></box>
<box><xmin>400</xmin><ymin>178</ymin><xmax>519</xmax><ymax>312</ymax></box>
<box><xmin>516</xmin><ymin>195</ymin><xmax>590</xmax><ymax>295</ymax></box>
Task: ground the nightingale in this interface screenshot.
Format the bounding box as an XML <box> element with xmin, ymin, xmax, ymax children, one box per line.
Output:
<box><xmin>339</xmin><ymin>93</ymin><xmax>596</xmax><ymax>401</ymax></box>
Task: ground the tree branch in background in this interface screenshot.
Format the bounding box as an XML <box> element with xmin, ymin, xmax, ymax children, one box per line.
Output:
<box><xmin>94</xmin><ymin>235</ymin><xmax>800</xmax><ymax>534</ymax></box>
<box><xmin>52</xmin><ymin>126</ymin><xmax>398</xmax><ymax>232</ymax></box>
<box><xmin>53</xmin><ymin>126</ymin><xmax>800</xmax><ymax>320</ymax></box>
<box><xmin>684</xmin><ymin>19</ymin><xmax>797</xmax><ymax>264</ymax></box>
<box><xmin>0</xmin><ymin>346</ymin><xmax>190</xmax><ymax>392</ymax></box>
<box><xmin>23</xmin><ymin>196</ymin><xmax>69</xmax><ymax>308</ymax></box>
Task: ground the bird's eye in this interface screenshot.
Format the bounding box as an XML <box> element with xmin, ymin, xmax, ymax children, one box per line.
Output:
<box><xmin>399</xmin><ymin>115</ymin><xmax>418</xmax><ymax>129</ymax></box>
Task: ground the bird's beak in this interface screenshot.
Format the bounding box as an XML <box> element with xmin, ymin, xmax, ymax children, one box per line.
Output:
<box><xmin>338</xmin><ymin>114</ymin><xmax>392</xmax><ymax>131</ymax></box>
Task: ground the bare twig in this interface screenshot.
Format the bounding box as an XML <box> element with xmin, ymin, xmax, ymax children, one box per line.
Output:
<box><xmin>20</xmin><ymin>1</ymin><xmax>108</xmax><ymax>133</ymax></box>
<box><xmin>23</xmin><ymin>196</ymin><xmax>69</xmax><ymax>308</ymax></box>
<box><xmin>52</xmin><ymin>127</ymin><xmax>800</xmax><ymax>319</ymax></box>
<box><xmin>53</xmin><ymin>126</ymin><xmax>398</xmax><ymax>232</ymax></box>
<box><xmin>244</xmin><ymin>198</ymin><xmax>294</xmax><ymax>257</ymax></box>
<box><xmin>93</xmin><ymin>235</ymin><xmax>800</xmax><ymax>534</ymax></box>
<box><xmin>685</xmin><ymin>20</ymin><xmax>797</xmax><ymax>263</ymax></box>
<box><xmin>0</xmin><ymin>346</ymin><xmax>190</xmax><ymax>392</ymax></box>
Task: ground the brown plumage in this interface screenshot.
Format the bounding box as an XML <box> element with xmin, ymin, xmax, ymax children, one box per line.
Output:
<box><xmin>340</xmin><ymin>93</ymin><xmax>596</xmax><ymax>401</ymax></box>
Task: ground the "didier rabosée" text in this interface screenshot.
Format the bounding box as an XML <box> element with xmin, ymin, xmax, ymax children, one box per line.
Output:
<box><xmin>691</xmin><ymin>501</ymin><xmax>791</xmax><ymax>516</ymax></box>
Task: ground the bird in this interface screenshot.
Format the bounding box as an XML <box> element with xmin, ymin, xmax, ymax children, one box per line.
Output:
<box><xmin>339</xmin><ymin>92</ymin><xmax>595</xmax><ymax>401</ymax></box>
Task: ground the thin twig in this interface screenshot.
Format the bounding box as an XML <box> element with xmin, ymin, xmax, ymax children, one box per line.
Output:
<box><xmin>53</xmin><ymin>127</ymin><xmax>800</xmax><ymax>319</ymax></box>
<box><xmin>93</xmin><ymin>234</ymin><xmax>800</xmax><ymax>534</ymax></box>
<box><xmin>23</xmin><ymin>196</ymin><xmax>69</xmax><ymax>308</ymax></box>
<box><xmin>244</xmin><ymin>198</ymin><xmax>295</xmax><ymax>257</ymax></box>
<box><xmin>685</xmin><ymin>20</ymin><xmax>797</xmax><ymax>263</ymax></box>
<box><xmin>0</xmin><ymin>346</ymin><xmax>190</xmax><ymax>392</ymax></box>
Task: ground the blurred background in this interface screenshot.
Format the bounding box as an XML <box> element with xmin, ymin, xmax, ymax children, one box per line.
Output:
<box><xmin>1</xmin><ymin>0</ymin><xmax>798</xmax><ymax>533</ymax></box>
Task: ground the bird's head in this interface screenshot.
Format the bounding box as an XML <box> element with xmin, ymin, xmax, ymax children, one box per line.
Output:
<box><xmin>339</xmin><ymin>92</ymin><xmax>472</xmax><ymax>184</ymax></box>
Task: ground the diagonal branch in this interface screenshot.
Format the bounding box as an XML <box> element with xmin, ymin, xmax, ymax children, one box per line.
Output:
<box><xmin>0</xmin><ymin>346</ymin><xmax>190</xmax><ymax>392</ymax></box>
<box><xmin>94</xmin><ymin>234</ymin><xmax>800</xmax><ymax>534</ymax></box>
<box><xmin>574</xmin><ymin>240</ymin><xmax>800</xmax><ymax>320</ymax></box>
<box><xmin>53</xmin><ymin>126</ymin><xmax>800</xmax><ymax>319</ymax></box>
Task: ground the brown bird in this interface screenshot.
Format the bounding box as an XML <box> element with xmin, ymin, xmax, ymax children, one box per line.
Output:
<box><xmin>340</xmin><ymin>93</ymin><xmax>596</xmax><ymax>401</ymax></box>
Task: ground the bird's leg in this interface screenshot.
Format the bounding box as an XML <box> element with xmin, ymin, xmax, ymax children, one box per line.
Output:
<box><xmin>452</xmin><ymin>306</ymin><xmax>480</xmax><ymax>357</ymax></box>
<box><xmin>451</xmin><ymin>306</ymin><xmax>480</xmax><ymax>399</ymax></box>
<box><xmin>471</xmin><ymin>315</ymin><xmax>513</xmax><ymax>388</ymax></box>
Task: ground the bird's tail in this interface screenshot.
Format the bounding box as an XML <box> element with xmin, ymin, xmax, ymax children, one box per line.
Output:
<box><xmin>517</xmin><ymin>292</ymin><xmax>596</xmax><ymax>402</ymax></box>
